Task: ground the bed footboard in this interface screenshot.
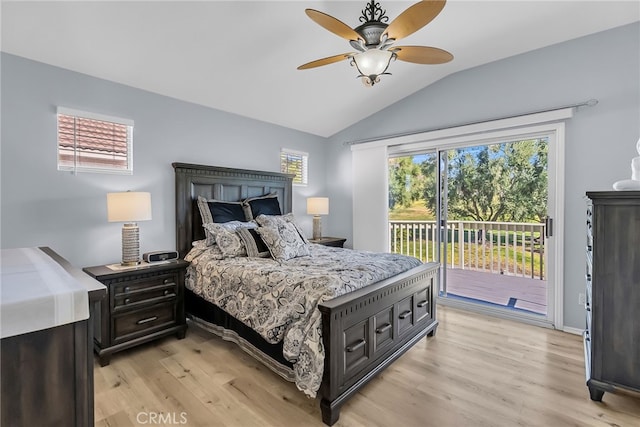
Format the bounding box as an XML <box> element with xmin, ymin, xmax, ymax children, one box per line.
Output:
<box><xmin>317</xmin><ymin>262</ymin><xmax>439</xmax><ymax>425</ymax></box>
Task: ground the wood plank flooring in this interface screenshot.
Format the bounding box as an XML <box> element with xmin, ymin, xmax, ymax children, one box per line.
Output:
<box><xmin>94</xmin><ymin>306</ymin><xmax>640</xmax><ymax>426</ymax></box>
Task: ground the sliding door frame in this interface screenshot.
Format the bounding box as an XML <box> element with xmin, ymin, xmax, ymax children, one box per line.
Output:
<box><xmin>384</xmin><ymin>112</ymin><xmax>569</xmax><ymax>329</ymax></box>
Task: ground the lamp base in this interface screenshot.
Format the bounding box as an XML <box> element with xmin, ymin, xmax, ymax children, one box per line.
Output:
<box><xmin>312</xmin><ymin>216</ymin><xmax>322</xmax><ymax>240</ymax></box>
<box><xmin>121</xmin><ymin>223</ymin><xmax>141</xmax><ymax>266</ymax></box>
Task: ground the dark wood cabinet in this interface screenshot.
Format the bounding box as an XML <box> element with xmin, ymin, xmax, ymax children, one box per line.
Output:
<box><xmin>309</xmin><ymin>237</ymin><xmax>347</xmax><ymax>248</ymax></box>
<box><xmin>585</xmin><ymin>191</ymin><xmax>640</xmax><ymax>401</ymax></box>
<box><xmin>83</xmin><ymin>260</ymin><xmax>189</xmax><ymax>366</ymax></box>
<box><xmin>1</xmin><ymin>247</ymin><xmax>106</xmax><ymax>427</ymax></box>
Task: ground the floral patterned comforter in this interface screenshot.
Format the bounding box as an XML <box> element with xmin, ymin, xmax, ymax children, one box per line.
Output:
<box><xmin>185</xmin><ymin>243</ymin><xmax>422</xmax><ymax>397</ymax></box>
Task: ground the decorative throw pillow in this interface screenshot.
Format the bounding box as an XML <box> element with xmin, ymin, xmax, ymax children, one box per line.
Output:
<box><xmin>256</xmin><ymin>222</ymin><xmax>310</xmax><ymax>261</ymax></box>
<box><xmin>242</xmin><ymin>193</ymin><xmax>281</xmax><ymax>220</ymax></box>
<box><xmin>202</xmin><ymin>219</ymin><xmax>247</xmax><ymax>246</ymax></box>
<box><xmin>197</xmin><ymin>196</ymin><xmax>246</xmax><ymax>225</ymax></box>
<box><xmin>236</xmin><ymin>227</ymin><xmax>271</xmax><ymax>258</ymax></box>
<box><xmin>255</xmin><ymin>213</ymin><xmax>309</xmax><ymax>243</ymax></box>
<box><xmin>203</xmin><ymin>222</ymin><xmax>257</xmax><ymax>257</ymax></box>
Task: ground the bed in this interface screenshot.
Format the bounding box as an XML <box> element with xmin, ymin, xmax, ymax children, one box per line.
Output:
<box><xmin>173</xmin><ymin>163</ymin><xmax>439</xmax><ymax>425</ymax></box>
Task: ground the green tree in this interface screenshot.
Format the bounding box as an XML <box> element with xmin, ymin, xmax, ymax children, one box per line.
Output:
<box><xmin>388</xmin><ymin>157</ymin><xmax>425</xmax><ymax>209</ymax></box>
<box><xmin>421</xmin><ymin>139</ymin><xmax>547</xmax><ymax>222</ymax></box>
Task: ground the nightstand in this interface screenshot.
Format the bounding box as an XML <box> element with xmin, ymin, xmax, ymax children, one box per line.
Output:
<box><xmin>309</xmin><ymin>237</ymin><xmax>347</xmax><ymax>248</ymax></box>
<box><xmin>83</xmin><ymin>259</ymin><xmax>189</xmax><ymax>366</ymax></box>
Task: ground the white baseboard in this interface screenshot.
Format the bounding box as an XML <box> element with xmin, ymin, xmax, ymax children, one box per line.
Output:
<box><xmin>562</xmin><ymin>326</ymin><xmax>584</xmax><ymax>336</ymax></box>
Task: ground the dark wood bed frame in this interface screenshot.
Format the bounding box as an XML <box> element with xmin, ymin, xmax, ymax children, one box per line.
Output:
<box><xmin>173</xmin><ymin>163</ymin><xmax>439</xmax><ymax>425</ymax></box>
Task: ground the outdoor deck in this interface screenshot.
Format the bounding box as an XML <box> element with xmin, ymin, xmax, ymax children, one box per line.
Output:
<box><xmin>444</xmin><ymin>268</ymin><xmax>547</xmax><ymax>315</ymax></box>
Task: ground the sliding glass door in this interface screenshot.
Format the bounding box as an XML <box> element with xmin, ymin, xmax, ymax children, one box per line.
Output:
<box><xmin>389</xmin><ymin>131</ymin><xmax>560</xmax><ymax>327</ymax></box>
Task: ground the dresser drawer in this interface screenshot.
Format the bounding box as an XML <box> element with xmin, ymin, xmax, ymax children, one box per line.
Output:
<box><xmin>343</xmin><ymin>319</ymin><xmax>370</xmax><ymax>380</ymax></box>
<box><xmin>397</xmin><ymin>295</ymin><xmax>414</xmax><ymax>336</ymax></box>
<box><xmin>113</xmin><ymin>302</ymin><xmax>177</xmax><ymax>344</ymax></box>
<box><xmin>372</xmin><ymin>306</ymin><xmax>394</xmax><ymax>354</ymax></box>
<box><xmin>414</xmin><ymin>286</ymin><xmax>432</xmax><ymax>323</ymax></box>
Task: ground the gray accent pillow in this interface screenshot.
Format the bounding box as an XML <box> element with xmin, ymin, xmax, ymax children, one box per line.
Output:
<box><xmin>256</xmin><ymin>223</ymin><xmax>310</xmax><ymax>261</ymax></box>
<box><xmin>203</xmin><ymin>222</ymin><xmax>257</xmax><ymax>258</ymax></box>
<box><xmin>255</xmin><ymin>213</ymin><xmax>309</xmax><ymax>244</ymax></box>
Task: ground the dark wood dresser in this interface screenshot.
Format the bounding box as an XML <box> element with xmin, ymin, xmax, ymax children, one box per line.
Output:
<box><xmin>585</xmin><ymin>191</ymin><xmax>640</xmax><ymax>401</ymax></box>
<box><xmin>1</xmin><ymin>247</ymin><xmax>106</xmax><ymax>427</ymax></box>
<box><xmin>83</xmin><ymin>260</ymin><xmax>188</xmax><ymax>366</ymax></box>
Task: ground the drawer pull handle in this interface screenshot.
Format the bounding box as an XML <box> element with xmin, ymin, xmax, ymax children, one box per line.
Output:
<box><xmin>137</xmin><ymin>316</ymin><xmax>158</xmax><ymax>325</ymax></box>
<box><xmin>417</xmin><ymin>299</ymin><xmax>428</xmax><ymax>308</ymax></box>
<box><xmin>346</xmin><ymin>339</ymin><xmax>366</xmax><ymax>353</ymax></box>
<box><xmin>376</xmin><ymin>324</ymin><xmax>392</xmax><ymax>334</ymax></box>
<box><xmin>124</xmin><ymin>286</ymin><xmax>130</xmax><ymax>293</ymax></box>
<box><xmin>399</xmin><ymin>310</ymin><xmax>412</xmax><ymax>320</ymax></box>
<box><xmin>124</xmin><ymin>298</ymin><xmax>131</xmax><ymax>305</ymax></box>
<box><xmin>163</xmin><ymin>290</ymin><xmax>176</xmax><ymax>296</ymax></box>
<box><xmin>164</xmin><ymin>278</ymin><xmax>173</xmax><ymax>284</ymax></box>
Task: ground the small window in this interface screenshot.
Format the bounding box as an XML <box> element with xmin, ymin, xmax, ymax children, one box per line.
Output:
<box><xmin>280</xmin><ymin>148</ymin><xmax>308</xmax><ymax>186</ymax></box>
<box><xmin>57</xmin><ymin>107</ymin><xmax>133</xmax><ymax>174</ymax></box>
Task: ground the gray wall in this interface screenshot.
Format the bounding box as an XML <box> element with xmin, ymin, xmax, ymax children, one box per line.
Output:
<box><xmin>2</xmin><ymin>23</ymin><xmax>638</xmax><ymax>330</ymax></box>
<box><xmin>1</xmin><ymin>53</ymin><xmax>327</xmax><ymax>267</ymax></box>
<box><xmin>325</xmin><ymin>22</ymin><xmax>640</xmax><ymax>330</ymax></box>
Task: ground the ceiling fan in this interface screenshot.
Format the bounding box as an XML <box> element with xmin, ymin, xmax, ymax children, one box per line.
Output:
<box><xmin>298</xmin><ymin>0</ymin><xmax>453</xmax><ymax>87</ymax></box>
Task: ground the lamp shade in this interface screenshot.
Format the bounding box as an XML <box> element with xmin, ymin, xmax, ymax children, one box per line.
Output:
<box><xmin>307</xmin><ymin>197</ymin><xmax>329</xmax><ymax>216</ymax></box>
<box><xmin>107</xmin><ymin>192</ymin><xmax>152</xmax><ymax>222</ymax></box>
<box><xmin>352</xmin><ymin>49</ymin><xmax>393</xmax><ymax>77</ymax></box>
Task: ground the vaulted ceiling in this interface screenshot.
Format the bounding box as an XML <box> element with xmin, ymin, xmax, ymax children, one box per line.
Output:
<box><xmin>2</xmin><ymin>1</ymin><xmax>638</xmax><ymax>137</ymax></box>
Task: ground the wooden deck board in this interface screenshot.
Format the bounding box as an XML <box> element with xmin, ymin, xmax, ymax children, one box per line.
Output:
<box><xmin>446</xmin><ymin>268</ymin><xmax>547</xmax><ymax>315</ymax></box>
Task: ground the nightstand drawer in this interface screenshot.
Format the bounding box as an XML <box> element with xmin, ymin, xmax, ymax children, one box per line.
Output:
<box><xmin>113</xmin><ymin>282</ymin><xmax>177</xmax><ymax>311</ymax></box>
<box><xmin>113</xmin><ymin>303</ymin><xmax>176</xmax><ymax>344</ymax></box>
<box><xmin>113</xmin><ymin>273</ymin><xmax>177</xmax><ymax>296</ymax></box>
<box><xmin>309</xmin><ymin>237</ymin><xmax>346</xmax><ymax>248</ymax></box>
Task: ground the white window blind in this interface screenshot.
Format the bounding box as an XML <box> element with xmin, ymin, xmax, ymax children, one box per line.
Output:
<box><xmin>280</xmin><ymin>148</ymin><xmax>308</xmax><ymax>185</ymax></box>
<box><xmin>57</xmin><ymin>107</ymin><xmax>133</xmax><ymax>174</ymax></box>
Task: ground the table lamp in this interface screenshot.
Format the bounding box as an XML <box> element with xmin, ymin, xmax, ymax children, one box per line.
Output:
<box><xmin>107</xmin><ymin>191</ymin><xmax>152</xmax><ymax>266</ymax></box>
<box><xmin>307</xmin><ymin>197</ymin><xmax>329</xmax><ymax>240</ymax></box>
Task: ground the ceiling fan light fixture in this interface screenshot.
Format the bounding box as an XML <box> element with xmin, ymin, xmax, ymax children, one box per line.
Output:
<box><xmin>299</xmin><ymin>0</ymin><xmax>452</xmax><ymax>87</ymax></box>
<box><xmin>351</xmin><ymin>49</ymin><xmax>395</xmax><ymax>86</ymax></box>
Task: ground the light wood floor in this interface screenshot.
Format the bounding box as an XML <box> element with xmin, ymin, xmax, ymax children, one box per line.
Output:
<box><xmin>94</xmin><ymin>306</ymin><xmax>640</xmax><ymax>427</ymax></box>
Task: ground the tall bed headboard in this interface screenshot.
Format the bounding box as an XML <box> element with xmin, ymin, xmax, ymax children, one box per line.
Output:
<box><xmin>172</xmin><ymin>163</ymin><xmax>293</xmax><ymax>258</ymax></box>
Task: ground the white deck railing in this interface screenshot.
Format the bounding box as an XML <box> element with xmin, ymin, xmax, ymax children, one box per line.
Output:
<box><xmin>389</xmin><ymin>220</ymin><xmax>546</xmax><ymax>280</ymax></box>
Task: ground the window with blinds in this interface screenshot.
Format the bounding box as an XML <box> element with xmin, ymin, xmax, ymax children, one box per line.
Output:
<box><xmin>57</xmin><ymin>107</ymin><xmax>134</xmax><ymax>174</ymax></box>
<box><xmin>280</xmin><ymin>149</ymin><xmax>308</xmax><ymax>186</ymax></box>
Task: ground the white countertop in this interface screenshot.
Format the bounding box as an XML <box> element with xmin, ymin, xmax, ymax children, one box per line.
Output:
<box><xmin>1</xmin><ymin>247</ymin><xmax>101</xmax><ymax>339</ymax></box>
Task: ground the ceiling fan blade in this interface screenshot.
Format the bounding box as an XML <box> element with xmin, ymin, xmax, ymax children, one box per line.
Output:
<box><xmin>297</xmin><ymin>53</ymin><xmax>353</xmax><ymax>70</ymax></box>
<box><xmin>384</xmin><ymin>0</ymin><xmax>446</xmax><ymax>41</ymax></box>
<box><xmin>305</xmin><ymin>9</ymin><xmax>362</xmax><ymax>41</ymax></box>
<box><xmin>393</xmin><ymin>46</ymin><xmax>453</xmax><ymax>64</ymax></box>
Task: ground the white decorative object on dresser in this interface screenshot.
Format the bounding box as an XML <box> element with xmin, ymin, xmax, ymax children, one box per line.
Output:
<box><xmin>612</xmin><ymin>137</ymin><xmax>640</xmax><ymax>190</ymax></box>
